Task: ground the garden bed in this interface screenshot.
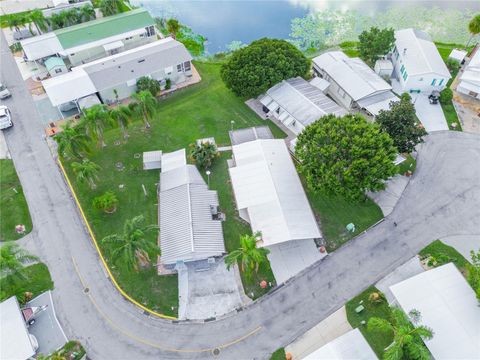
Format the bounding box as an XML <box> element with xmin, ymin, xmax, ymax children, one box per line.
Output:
<box><xmin>419</xmin><ymin>239</ymin><xmax>469</xmax><ymax>275</ymax></box>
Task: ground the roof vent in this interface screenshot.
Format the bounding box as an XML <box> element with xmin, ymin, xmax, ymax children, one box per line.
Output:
<box><xmin>403</xmin><ymin>48</ymin><xmax>407</xmax><ymax>55</ymax></box>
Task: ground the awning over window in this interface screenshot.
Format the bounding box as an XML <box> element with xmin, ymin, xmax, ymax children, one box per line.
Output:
<box><xmin>103</xmin><ymin>40</ymin><xmax>124</xmax><ymax>52</ymax></box>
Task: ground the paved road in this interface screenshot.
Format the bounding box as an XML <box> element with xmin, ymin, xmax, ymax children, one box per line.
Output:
<box><xmin>2</xmin><ymin>31</ymin><xmax>480</xmax><ymax>360</ymax></box>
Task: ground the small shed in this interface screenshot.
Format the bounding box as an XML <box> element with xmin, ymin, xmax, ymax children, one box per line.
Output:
<box><xmin>448</xmin><ymin>49</ymin><xmax>468</xmax><ymax>64</ymax></box>
<box><xmin>143</xmin><ymin>150</ymin><xmax>162</xmax><ymax>170</ymax></box>
<box><xmin>374</xmin><ymin>59</ymin><xmax>394</xmax><ymax>78</ymax></box>
<box><xmin>45</xmin><ymin>57</ymin><xmax>68</xmax><ymax>78</ymax></box>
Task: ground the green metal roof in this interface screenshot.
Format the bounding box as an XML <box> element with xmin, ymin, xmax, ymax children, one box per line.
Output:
<box><xmin>45</xmin><ymin>56</ymin><xmax>66</xmax><ymax>71</ymax></box>
<box><xmin>54</xmin><ymin>8</ymin><xmax>154</xmax><ymax>50</ymax></box>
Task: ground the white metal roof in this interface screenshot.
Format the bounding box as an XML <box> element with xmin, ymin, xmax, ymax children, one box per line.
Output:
<box><xmin>263</xmin><ymin>77</ymin><xmax>346</xmax><ymax>127</ymax></box>
<box><xmin>229</xmin><ymin>139</ymin><xmax>321</xmax><ymax>247</ymax></box>
<box><xmin>42</xmin><ymin>68</ymin><xmax>96</xmax><ymax>106</ymax></box>
<box><xmin>161</xmin><ymin>148</ymin><xmax>186</xmax><ymax>173</ymax></box>
<box><xmin>103</xmin><ymin>40</ymin><xmax>124</xmax><ymax>52</ymax></box>
<box><xmin>390</xmin><ymin>263</ymin><xmax>480</xmax><ymax>360</ymax></box>
<box><xmin>313</xmin><ymin>51</ymin><xmax>392</xmax><ymax>101</ymax></box>
<box><xmin>304</xmin><ymin>328</ymin><xmax>377</xmax><ymax>360</ymax></box>
<box><xmin>394</xmin><ymin>28</ymin><xmax>451</xmax><ymax>78</ymax></box>
<box><xmin>460</xmin><ymin>49</ymin><xmax>480</xmax><ymax>87</ymax></box>
<box><xmin>143</xmin><ymin>150</ymin><xmax>162</xmax><ymax>169</ymax></box>
<box><xmin>449</xmin><ymin>49</ymin><xmax>468</xmax><ymax>63</ymax></box>
<box><xmin>309</xmin><ymin>76</ymin><xmax>331</xmax><ymax>92</ymax></box>
<box><xmin>375</xmin><ymin>59</ymin><xmax>394</xmax><ymax>71</ymax></box>
<box><xmin>356</xmin><ymin>92</ymin><xmax>399</xmax><ymax>116</ymax></box>
<box><xmin>0</xmin><ymin>297</ymin><xmax>36</xmax><ymax>360</ymax></box>
<box><xmin>21</xmin><ymin>32</ymin><xmax>63</xmax><ymax>61</ymax></box>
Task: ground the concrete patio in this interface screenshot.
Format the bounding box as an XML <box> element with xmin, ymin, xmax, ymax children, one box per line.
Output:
<box><xmin>411</xmin><ymin>93</ymin><xmax>448</xmax><ymax>132</ymax></box>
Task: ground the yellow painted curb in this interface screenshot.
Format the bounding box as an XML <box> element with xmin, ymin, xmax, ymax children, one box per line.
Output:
<box><xmin>57</xmin><ymin>159</ymin><xmax>177</xmax><ymax>320</ymax></box>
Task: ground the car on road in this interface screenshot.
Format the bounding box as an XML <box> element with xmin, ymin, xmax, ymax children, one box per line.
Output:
<box><xmin>0</xmin><ymin>105</ymin><xmax>13</xmax><ymax>129</ymax></box>
<box><xmin>0</xmin><ymin>83</ymin><xmax>12</xmax><ymax>99</ymax></box>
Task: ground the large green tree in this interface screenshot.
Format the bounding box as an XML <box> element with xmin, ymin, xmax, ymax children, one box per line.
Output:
<box><xmin>358</xmin><ymin>27</ymin><xmax>395</xmax><ymax>66</ymax></box>
<box><xmin>376</xmin><ymin>93</ymin><xmax>426</xmax><ymax>153</ymax></box>
<box><xmin>54</xmin><ymin>121</ymin><xmax>90</xmax><ymax>159</ymax></box>
<box><xmin>295</xmin><ymin>114</ymin><xmax>397</xmax><ymax>200</ymax></box>
<box><xmin>221</xmin><ymin>38</ymin><xmax>310</xmax><ymax>98</ymax></box>
<box><xmin>0</xmin><ymin>244</ymin><xmax>38</xmax><ymax>282</ymax></box>
<box><xmin>102</xmin><ymin>215</ymin><xmax>159</xmax><ymax>271</ymax></box>
<box><xmin>368</xmin><ymin>308</ymin><xmax>433</xmax><ymax>360</ymax></box>
<box><xmin>136</xmin><ymin>76</ymin><xmax>160</xmax><ymax>97</ymax></box>
<box><xmin>224</xmin><ymin>233</ymin><xmax>270</xmax><ymax>279</ymax></box>
<box><xmin>189</xmin><ymin>142</ymin><xmax>219</xmax><ymax>169</ymax></box>
<box><xmin>467</xmin><ymin>14</ymin><xmax>480</xmax><ymax>47</ymax></box>
<box><xmin>71</xmin><ymin>159</ymin><xmax>101</xmax><ymax>189</ymax></box>
<box><xmin>29</xmin><ymin>10</ymin><xmax>49</xmax><ymax>34</ymax></box>
<box><xmin>166</xmin><ymin>18</ymin><xmax>181</xmax><ymax>39</ymax></box>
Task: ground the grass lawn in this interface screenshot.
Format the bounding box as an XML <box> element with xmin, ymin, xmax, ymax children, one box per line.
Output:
<box><xmin>345</xmin><ymin>286</ymin><xmax>393</xmax><ymax>358</ymax></box>
<box><xmin>441</xmin><ymin>101</ymin><xmax>462</xmax><ymax>131</ymax></box>
<box><xmin>396</xmin><ymin>154</ymin><xmax>416</xmax><ymax>175</ymax></box>
<box><xmin>306</xmin><ymin>190</ymin><xmax>383</xmax><ymax>252</ymax></box>
<box><xmin>42</xmin><ymin>340</ymin><xmax>86</xmax><ymax>360</ymax></box>
<box><xmin>0</xmin><ymin>159</ymin><xmax>32</xmax><ymax>241</ymax></box>
<box><xmin>0</xmin><ymin>263</ymin><xmax>54</xmax><ymax>304</ymax></box>
<box><xmin>419</xmin><ymin>239</ymin><xmax>469</xmax><ymax>275</ymax></box>
<box><xmin>339</xmin><ymin>41</ymin><xmax>360</xmax><ymax>58</ymax></box>
<box><xmin>62</xmin><ymin>62</ymin><xmax>285</xmax><ymax>315</ymax></box>
<box><xmin>270</xmin><ymin>348</ymin><xmax>286</xmax><ymax>360</ymax></box>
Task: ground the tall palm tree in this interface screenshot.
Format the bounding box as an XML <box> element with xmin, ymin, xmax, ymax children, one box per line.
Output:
<box><xmin>0</xmin><ymin>244</ymin><xmax>38</xmax><ymax>282</ymax></box>
<box><xmin>224</xmin><ymin>233</ymin><xmax>270</xmax><ymax>278</ymax></box>
<box><xmin>166</xmin><ymin>18</ymin><xmax>181</xmax><ymax>39</ymax></box>
<box><xmin>7</xmin><ymin>13</ymin><xmax>27</xmax><ymax>32</ymax></box>
<box><xmin>109</xmin><ymin>105</ymin><xmax>132</xmax><ymax>140</ymax></box>
<box><xmin>81</xmin><ymin>104</ymin><xmax>113</xmax><ymax>147</ymax></box>
<box><xmin>467</xmin><ymin>14</ymin><xmax>480</xmax><ymax>47</ymax></box>
<box><xmin>29</xmin><ymin>10</ymin><xmax>49</xmax><ymax>35</ymax></box>
<box><xmin>130</xmin><ymin>91</ymin><xmax>157</xmax><ymax>129</ymax></box>
<box><xmin>101</xmin><ymin>215</ymin><xmax>159</xmax><ymax>271</ymax></box>
<box><xmin>54</xmin><ymin>121</ymin><xmax>90</xmax><ymax>159</ymax></box>
<box><xmin>79</xmin><ymin>4</ymin><xmax>96</xmax><ymax>22</ymax></box>
<box><xmin>368</xmin><ymin>307</ymin><xmax>433</xmax><ymax>360</ymax></box>
<box><xmin>49</xmin><ymin>12</ymin><xmax>67</xmax><ymax>30</ymax></box>
<box><xmin>71</xmin><ymin>159</ymin><xmax>101</xmax><ymax>189</ymax></box>
<box><xmin>99</xmin><ymin>0</ymin><xmax>123</xmax><ymax>17</ymax></box>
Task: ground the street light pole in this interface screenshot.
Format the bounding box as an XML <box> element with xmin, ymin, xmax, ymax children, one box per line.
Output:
<box><xmin>230</xmin><ymin>120</ymin><xmax>235</xmax><ymax>132</ymax></box>
<box><xmin>206</xmin><ymin>170</ymin><xmax>211</xmax><ymax>188</ymax></box>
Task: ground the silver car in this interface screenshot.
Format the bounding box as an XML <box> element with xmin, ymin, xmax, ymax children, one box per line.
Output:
<box><xmin>0</xmin><ymin>83</ymin><xmax>11</xmax><ymax>100</ymax></box>
<box><xmin>0</xmin><ymin>106</ymin><xmax>13</xmax><ymax>130</ymax></box>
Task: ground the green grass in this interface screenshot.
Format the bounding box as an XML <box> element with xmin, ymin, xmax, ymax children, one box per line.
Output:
<box><xmin>396</xmin><ymin>154</ymin><xmax>416</xmax><ymax>175</ymax></box>
<box><xmin>441</xmin><ymin>101</ymin><xmax>462</xmax><ymax>131</ymax></box>
<box><xmin>270</xmin><ymin>347</ymin><xmax>286</xmax><ymax>360</ymax></box>
<box><xmin>42</xmin><ymin>340</ymin><xmax>86</xmax><ymax>360</ymax></box>
<box><xmin>306</xmin><ymin>190</ymin><xmax>383</xmax><ymax>252</ymax></box>
<box><xmin>339</xmin><ymin>41</ymin><xmax>360</xmax><ymax>58</ymax></box>
<box><xmin>62</xmin><ymin>62</ymin><xmax>285</xmax><ymax>314</ymax></box>
<box><xmin>434</xmin><ymin>42</ymin><xmax>474</xmax><ymax>63</ymax></box>
<box><xmin>346</xmin><ymin>286</ymin><xmax>393</xmax><ymax>358</ymax></box>
<box><xmin>419</xmin><ymin>239</ymin><xmax>469</xmax><ymax>275</ymax></box>
<box><xmin>0</xmin><ymin>159</ymin><xmax>32</xmax><ymax>241</ymax></box>
<box><xmin>0</xmin><ymin>263</ymin><xmax>54</xmax><ymax>304</ymax></box>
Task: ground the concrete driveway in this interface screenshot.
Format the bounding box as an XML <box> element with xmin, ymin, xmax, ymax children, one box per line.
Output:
<box><xmin>412</xmin><ymin>93</ymin><xmax>448</xmax><ymax>132</ymax></box>
<box><xmin>26</xmin><ymin>291</ymin><xmax>67</xmax><ymax>356</ymax></box>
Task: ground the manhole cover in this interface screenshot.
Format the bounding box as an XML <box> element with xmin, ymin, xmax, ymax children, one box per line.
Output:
<box><xmin>133</xmin><ymin>153</ymin><xmax>141</xmax><ymax>159</ymax></box>
<box><xmin>84</xmin><ymin>288</ymin><xmax>89</xmax><ymax>294</ymax></box>
<box><xmin>212</xmin><ymin>348</ymin><xmax>220</xmax><ymax>356</ymax></box>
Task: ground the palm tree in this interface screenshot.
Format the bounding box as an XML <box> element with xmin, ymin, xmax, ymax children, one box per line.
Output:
<box><xmin>166</xmin><ymin>18</ymin><xmax>181</xmax><ymax>39</ymax></box>
<box><xmin>130</xmin><ymin>91</ymin><xmax>157</xmax><ymax>128</ymax></box>
<box><xmin>81</xmin><ymin>104</ymin><xmax>113</xmax><ymax>147</ymax></box>
<box><xmin>368</xmin><ymin>307</ymin><xmax>433</xmax><ymax>360</ymax></box>
<box><xmin>109</xmin><ymin>105</ymin><xmax>132</xmax><ymax>140</ymax></box>
<box><xmin>6</xmin><ymin>13</ymin><xmax>27</xmax><ymax>32</ymax></box>
<box><xmin>189</xmin><ymin>142</ymin><xmax>219</xmax><ymax>169</ymax></box>
<box><xmin>98</xmin><ymin>0</ymin><xmax>123</xmax><ymax>17</ymax></box>
<box><xmin>79</xmin><ymin>4</ymin><xmax>96</xmax><ymax>22</ymax></box>
<box><xmin>224</xmin><ymin>233</ymin><xmax>270</xmax><ymax>278</ymax></box>
<box><xmin>49</xmin><ymin>12</ymin><xmax>67</xmax><ymax>30</ymax></box>
<box><xmin>467</xmin><ymin>14</ymin><xmax>480</xmax><ymax>47</ymax></box>
<box><xmin>71</xmin><ymin>159</ymin><xmax>101</xmax><ymax>189</ymax></box>
<box><xmin>101</xmin><ymin>215</ymin><xmax>159</xmax><ymax>271</ymax></box>
<box><xmin>54</xmin><ymin>121</ymin><xmax>90</xmax><ymax>159</ymax></box>
<box><xmin>0</xmin><ymin>244</ymin><xmax>38</xmax><ymax>282</ymax></box>
<box><xmin>29</xmin><ymin>10</ymin><xmax>49</xmax><ymax>35</ymax></box>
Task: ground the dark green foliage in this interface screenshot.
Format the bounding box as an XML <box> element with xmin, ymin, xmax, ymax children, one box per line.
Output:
<box><xmin>358</xmin><ymin>27</ymin><xmax>395</xmax><ymax>66</ymax></box>
<box><xmin>467</xmin><ymin>250</ymin><xmax>480</xmax><ymax>301</ymax></box>
<box><xmin>98</xmin><ymin>0</ymin><xmax>127</xmax><ymax>17</ymax></box>
<box><xmin>419</xmin><ymin>240</ymin><xmax>468</xmax><ymax>273</ymax></box>
<box><xmin>445</xmin><ymin>58</ymin><xmax>461</xmax><ymax>74</ymax></box>
<box><xmin>189</xmin><ymin>142</ymin><xmax>219</xmax><ymax>169</ymax></box>
<box><xmin>93</xmin><ymin>191</ymin><xmax>119</xmax><ymax>213</ymax></box>
<box><xmin>270</xmin><ymin>348</ymin><xmax>286</xmax><ymax>360</ymax></box>
<box><xmin>295</xmin><ymin>114</ymin><xmax>397</xmax><ymax>200</ymax></box>
<box><xmin>439</xmin><ymin>88</ymin><xmax>453</xmax><ymax>105</ymax></box>
<box><xmin>376</xmin><ymin>93</ymin><xmax>426</xmax><ymax>153</ymax></box>
<box><xmin>136</xmin><ymin>76</ymin><xmax>160</xmax><ymax>96</ymax></box>
<box><xmin>155</xmin><ymin>17</ymin><xmax>206</xmax><ymax>57</ymax></box>
<box><xmin>220</xmin><ymin>38</ymin><xmax>310</xmax><ymax>98</ymax></box>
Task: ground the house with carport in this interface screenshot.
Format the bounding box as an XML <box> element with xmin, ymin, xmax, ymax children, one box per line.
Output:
<box><xmin>312</xmin><ymin>51</ymin><xmax>399</xmax><ymax>117</ymax></box>
<box><xmin>457</xmin><ymin>47</ymin><xmax>480</xmax><ymax>100</ymax></box>
<box><xmin>228</xmin><ymin>129</ymin><xmax>325</xmax><ymax>284</ymax></box>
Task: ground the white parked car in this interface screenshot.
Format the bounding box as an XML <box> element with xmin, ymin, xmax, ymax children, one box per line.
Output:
<box><xmin>0</xmin><ymin>106</ymin><xmax>13</xmax><ymax>130</ymax></box>
<box><xmin>0</xmin><ymin>83</ymin><xmax>11</xmax><ymax>100</ymax></box>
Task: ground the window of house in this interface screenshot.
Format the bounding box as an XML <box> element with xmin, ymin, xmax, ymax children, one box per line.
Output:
<box><xmin>139</xmin><ymin>34</ymin><xmax>144</xmax><ymax>37</ymax></box>
<box><xmin>403</xmin><ymin>71</ymin><xmax>408</xmax><ymax>81</ymax></box>
<box><xmin>145</xmin><ymin>25</ymin><xmax>155</xmax><ymax>37</ymax></box>
<box><xmin>431</xmin><ymin>79</ymin><xmax>436</xmax><ymax>86</ymax></box>
<box><xmin>125</xmin><ymin>36</ymin><xmax>133</xmax><ymax>41</ymax></box>
<box><xmin>184</xmin><ymin>61</ymin><xmax>191</xmax><ymax>71</ymax></box>
<box><xmin>400</xmin><ymin>65</ymin><xmax>405</xmax><ymax>74</ymax></box>
<box><xmin>177</xmin><ymin>64</ymin><xmax>182</xmax><ymax>72</ymax></box>
<box><xmin>165</xmin><ymin>66</ymin><xmax>173</xmax><ymax>75</ymax></box>
<box><xmin>419</xmin><ymin>77</ymin><xmax>423</xmax><ymax>81</ymax></box>
<box><xmin>70</xmin><ymin>53</ymin><xmax>75</xmax><ymax>56</ymax></box>
<box><xmin>55</xmin><ymin>68</ymin><xmax>62</xmax><ymax>74</ymax></box>
<box><xmin>438</xmin><ymin>79</ymin><xmax>444</xmax><ymax>86</ymax></box>
<box><xmin>138</xmin><ymin>59</ymin><xmax>145</xmax><ymax>63</ymax></box>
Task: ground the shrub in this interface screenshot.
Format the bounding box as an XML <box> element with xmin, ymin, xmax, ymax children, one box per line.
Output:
<box><xmin>439</xmin><ymin>88</ymin><xmax>453</xmax><ymax>105</ymax></box>
<box><xmin>165</xmin><ymin>78</ymin><xmax>172</xmax><ymax>90</ymax></box>
<box><xmin>189</xmin><ymin>142</ymin><xmax>219</xmax><ymax>169</ymax></box>
<box><xmin>93</xmin><ymin>191</ymin><xmax>118</xmax><ymax>213</ymax></box>
<box><xmin>445</xmin><ymin>58</ymin><xmax>461</xmax><ymax>75</ymax></box>
<box><xmin>136</xmin><ymin>76</ymin><xmax>160</xmax><ymax>97</ymax></box>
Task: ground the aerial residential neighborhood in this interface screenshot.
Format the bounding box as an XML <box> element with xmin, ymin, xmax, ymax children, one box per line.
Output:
<box><xmin>0</xmin><ymin>1</ymin><xmax>479</xmax><ymax>360</ymax></box>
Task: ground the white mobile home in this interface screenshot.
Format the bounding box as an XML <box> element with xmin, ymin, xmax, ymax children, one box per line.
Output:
<box><xmin>228</xmin><ymin>136</ymin><xmax>325</xmax><ymax>283</ymax></box>
<box><xmin>457</xmin><ymin>48</ymin><xmax>480</xmax><ymax>100</ymax></box>
<box><xmin>390</xmin><ymin>29</ymin><xmax>451</xmax><ymax>93</ymax></box>
<box><xmin>312</xmin><ymin>51</ymin><xmax>398</xmax><ymax>116</ymax></box>
<box><xmin>260</xmin><ymin>77</ymin><xmax>347</xmax><ymax>135</ymax></box>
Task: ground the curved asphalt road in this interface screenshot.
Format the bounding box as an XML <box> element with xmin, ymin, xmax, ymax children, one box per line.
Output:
<box><xmin>2</xmin><ymin>32</ymin><xmax>480</xmax><ymax>360</ymax></box>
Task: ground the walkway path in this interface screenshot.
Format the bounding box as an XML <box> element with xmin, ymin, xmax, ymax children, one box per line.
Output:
<box><xmin>2</xmin><ymin>29</ymin><xmax>480</xmax><ymax>359</ymax></box>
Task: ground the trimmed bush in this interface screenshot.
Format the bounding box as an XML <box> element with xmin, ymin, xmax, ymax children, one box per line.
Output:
<box><xmin>439</xmin><ymin>88</ymin><xmax>453</xmax><ymax>105</ymax></box>
<box><xmin>93</xmin><ymin>191</ymin><xmax>118</xmax><ymax>213</ymax></box>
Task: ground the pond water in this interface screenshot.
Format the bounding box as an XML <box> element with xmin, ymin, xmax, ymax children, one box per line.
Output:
<box><xmin>132</xmin><ymin>0</ymin><xmax>480</xmax><ymax>53</ymax></box>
